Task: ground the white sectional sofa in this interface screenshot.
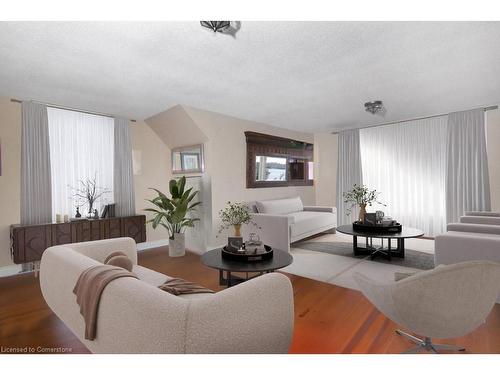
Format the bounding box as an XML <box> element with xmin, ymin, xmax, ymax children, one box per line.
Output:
<box><xmin>243</xmin><ymin>197</ymin><xmax>337</xmax><ymax>253</ymax></box>
<box><xmin>435</xmin><ymin>223</ymin><xmax>500</xmax><ymax>303</ymax></box>
<box><xmin>40</xmin><ymin>238</ymin><xmax>294</xmax><ymax>353</ymax></box>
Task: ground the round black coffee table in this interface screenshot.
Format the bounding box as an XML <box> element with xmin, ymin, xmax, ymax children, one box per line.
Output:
<box><xmin>336</xmin><ymin>224</ymin><xmax>424</xmax><ymax>261</ymax></box>
<box><xmin>201</xmin><ymin>248</ymin><xmax>293</xmax><ymax>287</ymax></box>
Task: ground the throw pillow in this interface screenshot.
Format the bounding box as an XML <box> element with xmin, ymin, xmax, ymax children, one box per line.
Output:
<box><xmin>104</xmin><ymin>251</ymin><xmax>133</xmax><ymax>272</ymax></box>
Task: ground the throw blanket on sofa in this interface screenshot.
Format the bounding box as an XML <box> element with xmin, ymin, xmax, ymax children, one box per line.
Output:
<box><xmin>158</xmin><ymin>278</ymin><xmax>214</xmax><ymax>296</ymax></box>
<box><xmin>73</xmin><ymin>265</ymin><xmax>138</xmax><ymax>340</ymax></box>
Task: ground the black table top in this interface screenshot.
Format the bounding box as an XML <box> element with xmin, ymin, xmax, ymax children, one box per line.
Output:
<box><xmin>201</xmin><ymin>248</ymin><xmax>293</xmax><ymax>273</ymax></box>
<box><xmin>336</xmin><ymin>224</ymin><xmax>424</xmax><ymax>239</ymax></box>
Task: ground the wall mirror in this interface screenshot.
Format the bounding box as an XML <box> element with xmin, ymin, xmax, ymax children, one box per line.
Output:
<box><xmin>172</xmin><ymin>144</ymin><xmax>204</xmax><ymax>174</ymax></box>
<box><xmin>245</xmin><ymin>132</ymin><xmax>313</xmax><ymax>188</ymax></box>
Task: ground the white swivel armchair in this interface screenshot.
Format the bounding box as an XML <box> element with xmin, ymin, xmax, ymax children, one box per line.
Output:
<box><xmin>354</xmin><ymin>261</ymin><xmax>500</xmax><ymax>353</ymax></box>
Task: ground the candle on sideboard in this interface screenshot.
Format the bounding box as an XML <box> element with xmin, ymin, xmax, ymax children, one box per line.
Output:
<box><xmin>56</xmin><ymin>214</ymin><xmax>62</xmax><ymax>223</ymax></box>
<box><xmin>63</xmin><ymin>214</ymin><xmax>69</xmax><ymax>223</ymax></box>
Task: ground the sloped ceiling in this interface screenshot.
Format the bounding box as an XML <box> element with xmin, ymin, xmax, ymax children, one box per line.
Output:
<box><xmin>145</xmin><ymin>105</ymin><xmax>208</xmax><ymax>149</ymax></box>
<box><xmin>1</xmin><ymin>22</ymin><xmax>500</xmax><ymax>132</ymax></box>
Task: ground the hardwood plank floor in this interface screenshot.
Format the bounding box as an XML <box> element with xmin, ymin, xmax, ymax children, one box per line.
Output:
<box><xmin>1</xmin><ymin>247</ymin><xmax>499</xmax><ymax>354</ymax></box>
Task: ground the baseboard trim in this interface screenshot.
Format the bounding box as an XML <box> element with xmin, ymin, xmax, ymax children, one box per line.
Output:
<box><xmin>137</xmin><ymin>239</ymin><xmax>169</xmax><ymax>252</ymax></box>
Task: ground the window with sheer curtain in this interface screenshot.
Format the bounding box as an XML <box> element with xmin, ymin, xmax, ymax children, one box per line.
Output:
<box><xmin>47</xmin><ymin>108</ymin><xmax>114</xmax><ymax>219</ymax></box>
<box><xmin>359</xmin><ymin>116</ymin><xmax>448</xmax><ymax>236</ymax></box>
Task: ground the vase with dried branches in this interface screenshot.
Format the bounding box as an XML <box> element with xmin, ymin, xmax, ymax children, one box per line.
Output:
<box><xmin>70</xmin><ymin>175</ymin><xmax>111</xmax><ymax>218</ymax></box>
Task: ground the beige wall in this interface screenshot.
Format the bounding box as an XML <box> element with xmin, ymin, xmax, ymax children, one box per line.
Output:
<box><xmin>0</xmin><ymin>96</ymin><xmax>171</xmax><ymax>267</ymax></box>
<box><xmin>131</xmin><ymin>120</ymin><xmax>172</xmax><ymax>244</ymax></box>
<box><xmin>486</xmin><ymin>108</ymin><xmax>500</xmax><ymax>212</ymax></box>
<box><xmin>313</xmin><ymin>133</ymin><xmax>338</xmax><ymax>207</ymax></box>
<box><xmin>182</xmin><ymin>106</ymin><xmax>316</xmax><ymax>247</ymax></box>
<box><xmin>0</xmin><ymin>97</ymin><xmax>21</xmax><ymax>267</ymax></box>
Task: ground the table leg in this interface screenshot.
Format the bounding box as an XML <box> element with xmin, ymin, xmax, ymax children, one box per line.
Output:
<box><xmin>353</xmin><ymin>235</ymin><xmax>358</xmax><ymax>255</ymax></box>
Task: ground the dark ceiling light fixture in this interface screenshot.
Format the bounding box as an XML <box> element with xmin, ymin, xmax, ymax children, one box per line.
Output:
<box><xmin>364</xmin><ymin>100</ymin><xmax>384</xmax><ymax>115</ymax></box>
<box><xmin>200</xmin><ymin>21</ymin><xmax>231</xmax><ymax>33</ymax></box>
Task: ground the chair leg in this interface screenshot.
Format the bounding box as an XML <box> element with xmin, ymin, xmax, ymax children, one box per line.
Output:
<box><xmin>396</xmin><ymin>330</ymin><xmax>423</xmax><ymax>345</ymax></box>
<box><xmin>431</xmin><ymin>343</ymin><xmax>466</xmax><ymax>352</ymax></box>
<box><xmin>396</xmin><ymin>330</ymin><xmax>466</xmax><ymax>354</ymax></box>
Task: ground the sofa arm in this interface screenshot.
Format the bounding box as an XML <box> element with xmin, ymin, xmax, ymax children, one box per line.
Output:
<box><xmin>460</xmin><ymin>216</ymin><xmax>500</xmax><ymax>226</ymax></box>
<box><xmin>448</xmin><ymin>223</ymin><xmax>500</xmax><ymax>235</ymax></box>
<box><xmin>303</xmin><ymin>206</ymin><xmax>337</xmax><ymax>214</ymax></box>
<box><xmin>241</xmin><ymin>213</ymin><xmax>292</xmax><ymax>252</ymax></box>
<box><xmin>63</xmin><ymin>237</ymin><xmax>138</xmax><ymax>265</ymax></box>
<box><xmin>465</xmin><ymin>211</ymin><xmax>500</xmax><ymax>217</ymax></box>
<box><xmin>435</xmin><ymin>232</ymin><xmax>500</xmax><ymax>266</ymax></box>
<box><xmin>185</xmin><ymin>273</ymin><xmax>294</xmax><ymax>353</ymax></box>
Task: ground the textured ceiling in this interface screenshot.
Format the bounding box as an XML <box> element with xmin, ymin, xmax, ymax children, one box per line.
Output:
<box><xmin>1</xmin><ymin>21</ymin><xmax>500</xmax><ymax>132</ymax></box>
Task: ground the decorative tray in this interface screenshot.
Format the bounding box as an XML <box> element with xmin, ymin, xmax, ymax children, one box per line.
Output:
<box><xmin>221</xmin><ymin>245</ymin><xmax>273</xmax><ymax>262</ymax></box>
<box><xmin>352</xmin><ymin>221</ymin><xmax>402</xmax><ymax>233</ymax></box>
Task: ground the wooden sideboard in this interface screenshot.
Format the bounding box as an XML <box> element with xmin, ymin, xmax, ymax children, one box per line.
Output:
<box><xmin>10</xmin><ymin>215</ymin><xmax>146</xmax><ymax>264</ymax></box>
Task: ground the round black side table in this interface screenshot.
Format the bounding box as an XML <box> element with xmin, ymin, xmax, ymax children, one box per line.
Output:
<box><xmin>201</xmin><ymin>248</ymin><xmax>293</xmax><ymax>287</ymax></box>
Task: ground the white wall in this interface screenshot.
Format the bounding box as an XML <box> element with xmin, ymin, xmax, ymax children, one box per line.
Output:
<box><xmin>314</xmin><ymin>133</ymin><xmax>338</xmax><ymax>207</ymax></box>
<box><xmin>131</xmin><ymin>120</ymin><xmax>172</xmax><ymax>244</ymax></box>
<box><xmin>179</xmin><ymin>106</ymin><xmax>317</xmax><ymax>248</ymax></box>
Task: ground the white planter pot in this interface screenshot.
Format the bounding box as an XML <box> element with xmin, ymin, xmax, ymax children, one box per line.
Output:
<box><xmin>169</xmin><ymin>233</ymin><xmax>185</xmax><ymax>257</ymax></box>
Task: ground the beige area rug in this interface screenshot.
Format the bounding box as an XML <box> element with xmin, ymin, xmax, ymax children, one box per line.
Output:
<box><xmin>282</xmin><ymin>232</ymin><xmax>435</xmax><ymax>291</ymax></box>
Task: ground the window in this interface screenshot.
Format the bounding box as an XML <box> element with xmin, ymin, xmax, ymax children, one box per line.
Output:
<box><xmin>255</xmin><ymin>156</ymin><xmax>287</xmax><ymax>181</ymax></box>
<box><xmin>47</xmin><ymin>108</ymin><xmax>114</xmax><ymax>219</ymax></box>
<box><xmin>359</xmin><ymin>116</ymin><xmax>447</xmax><ymax>236</ymax></box>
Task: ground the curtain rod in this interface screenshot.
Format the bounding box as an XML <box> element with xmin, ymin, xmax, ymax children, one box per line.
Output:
<box><xmin>332</xmin><ymin>104</ymin><xmax>498</xmax><ymax>134</ymax></box>
<box><xmin>10</xmin><ymin>98</ymin><xmax>137</xmax><ymax>123</ymax></box>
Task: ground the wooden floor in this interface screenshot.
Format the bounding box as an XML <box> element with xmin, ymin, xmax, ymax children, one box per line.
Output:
<box><xmin>1</xmin><ymin>247</ymin><xmax>500</xmax><ymax>354</ymax></box>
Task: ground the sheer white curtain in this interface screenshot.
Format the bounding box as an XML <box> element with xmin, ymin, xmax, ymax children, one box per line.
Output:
<box><xmin>446</xmin><ymin>109</ymin><xmax>490</xmax><ymax>223</ymax></box>
<box><xmin>47</xmin><ymin>108</ymin><xmax>114</xmax><ymax>219</ymax></box>
<box><xmin>336</xmin><ymin>129</ymin><xmax>363</xmax><ymax>225</ymax></box>
<box><xmin>360</xmin><ymin>116</ymin><xmax>448</xmax><ymax>236</ymax></box>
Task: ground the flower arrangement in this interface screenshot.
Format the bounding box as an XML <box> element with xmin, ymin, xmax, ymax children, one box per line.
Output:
<box><xmin>343</xmin><ymin>184</ymin><xmax>385</xmax><ymax>223</ymax></box>
<box><xmin>218</xmin><ymin>201</ymin><xmax>260</xmax><ymax>237</ymax></box>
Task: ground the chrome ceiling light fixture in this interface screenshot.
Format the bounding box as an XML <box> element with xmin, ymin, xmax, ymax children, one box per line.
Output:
<box><xmin>364</xmin><ymin>100</ymin><xmax>384</xmax><ymax>115</ymax></box>
<box><xmin>200</xmin><ymin>21</ymin><xmax>231</xmax><ymax>33</ymax></box>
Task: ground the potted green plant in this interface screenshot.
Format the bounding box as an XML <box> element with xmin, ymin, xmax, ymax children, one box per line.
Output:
<box><xmin>145</xmin><ymin>176</ymin><xmax>201</xmax><ymax>257</ymax></box>
<box><xmin>343</xmin><ymin>184</ymin><xmax>385</xmax><ymax>223</ymax></box>
<box><xmin>218</xmin><ymin>201</ymin><xmax>260</xmax><ymax>237</ymax></box>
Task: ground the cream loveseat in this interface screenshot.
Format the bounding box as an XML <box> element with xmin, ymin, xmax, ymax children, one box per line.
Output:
<box><xmin>39</xmin><ymin>238</ymin><xmax>294</xmax><ymax>353</ymax></box>
<box><xmin>243</xmin><ymin>197</ymin><xmax>337</xmax><ymax>253</ymax></box>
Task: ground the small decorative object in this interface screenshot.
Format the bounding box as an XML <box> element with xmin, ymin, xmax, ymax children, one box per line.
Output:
<box><xmin>343</xmin><ymin>184</ymin><xmax>386</xmax><ymax>223</ymax></box>
<box><xmin>100</xmin><ymin>203</ymin><xmax>116</xmax><ymax>218</ymax></box>
<box><xmin>93</xmin><ymin>209</ymin><xmax>99</xmax><ymax>219</ymax></box>
<box><xmin>247</xmin><ymin>233</ymin><xmax>262</xmax><ymax>246</ymax></box>
<box><xmin>145</xmin><ymin>176</ymin><xmax>201</xmax><ymax>257</ymax></box>
<box><xmin>63</xmin><ymin>214</ymin><xmax>69</xmax><ymax>223</ymax></box>
<box><xmin>56</xmin><ymin>214</ymin><xmax>62</xmax><ymax>224</ymax></box>
<box><xmin>227</xmin><ymin>237</ymin><xmax>244</xmax><ymax>251</ymax></box>
<box><xmin>75</xmin><ymin>207</ymin><xmax>81</xmax><ymax>218</ymax></box>
<box><xmin>218</xmin><ymin>201</ymin><xmax>260</xmax><ymax>237</ymax></box>
<box><xmin>376</xmin><ymin>210</ymin><xmax>385</xmax><ymax>224</ymax></box>
<box><xmin>70</xmin><ymin>174</ymin><xmax>111</xmax><ymax>218</ymax></box>
<box><xmin>364</xmin><ymin>213</ymin><xmax>377</xmax><ymax>226</ymax></box>
<box><xmin>222</xmin><ymin>244</ymin><xmax>273</xmax><ymax>262</ymax></box>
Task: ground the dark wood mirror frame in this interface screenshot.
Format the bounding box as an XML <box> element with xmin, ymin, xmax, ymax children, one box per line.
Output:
<box><xmin>245</xmin><ymin>131</ymin><xmax>314</xmax><ymax>188</ymax></box>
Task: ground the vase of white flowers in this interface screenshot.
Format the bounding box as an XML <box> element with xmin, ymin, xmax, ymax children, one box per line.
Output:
<box><xmin>343</xmin><ymin>184</ymin><xmax>385</xmax><ymax>223</ymax></box>
<box><xmin>218</xmin><ymin>201</ymin><xmax>260</xmax><ymax>237</ymax></box>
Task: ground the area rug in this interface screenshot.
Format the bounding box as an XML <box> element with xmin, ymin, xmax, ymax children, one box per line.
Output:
<box><xmin>282</xmin><ymin>239</ymin><xmax>435</xmax><ymax>292</ymax></box>
<box><xmin>293</xmin><ymin>241</ymin><xmax>434</xmax><ymax>270</ymax></box>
